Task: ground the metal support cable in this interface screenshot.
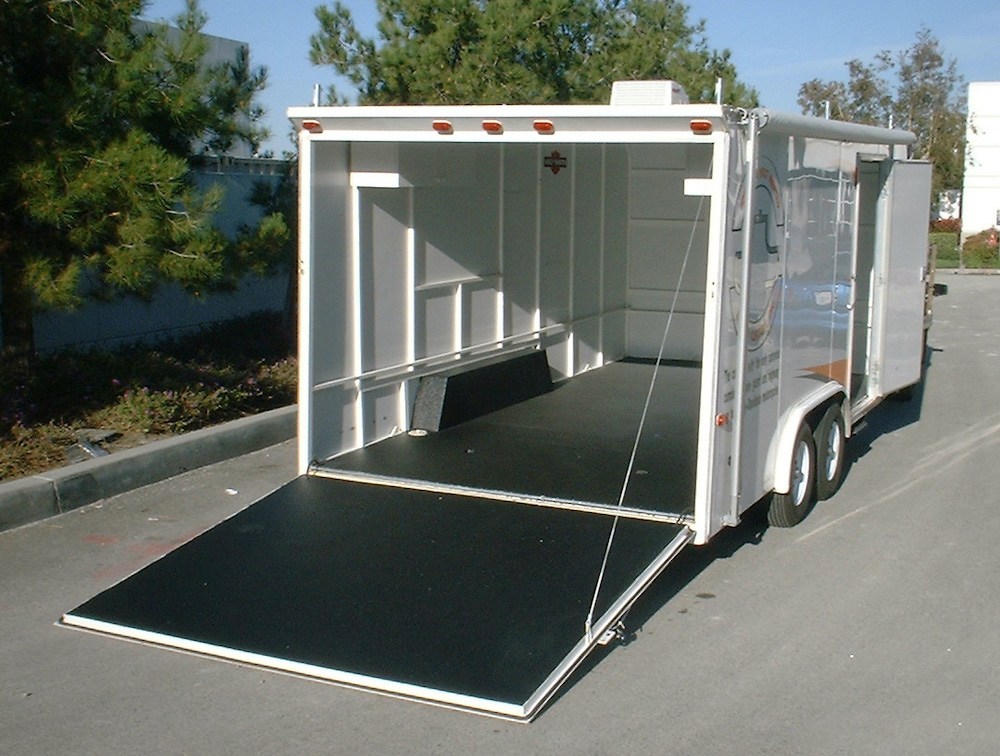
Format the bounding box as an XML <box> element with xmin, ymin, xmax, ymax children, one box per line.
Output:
<box><xmin>585</xmin><ymin>189</ymin><xmax>709</xmax><ymax>640</ymax></box>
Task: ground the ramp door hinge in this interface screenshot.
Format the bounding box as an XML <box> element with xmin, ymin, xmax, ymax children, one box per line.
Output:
<box><xmin>598</xmin><ymin>620</ymin><xmax>636</xmax><ymax>647</ymax></box>
<box><xmin>728</xmin><ymin>107</ymin><xmax>751</xmax><ymax>126</ymax></box>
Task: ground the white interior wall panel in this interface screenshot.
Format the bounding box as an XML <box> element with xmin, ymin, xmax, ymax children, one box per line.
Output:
<box><xmin>602</xmin><ymin>147</ymin><xmax>630</xmax><ymax>361</ymax></box>
<box><xmin>308</xmin><ymin>384</ymin><xmax>358</xmax><ymax>468</ymax></box>
<box><xmin>359</xmin><ymin>187</ymin><xmax>410</xmax><ymax>372</ymax></box>
<box><xmin>625</xmin><ymin>143</ymin><xmax>711</xmax><ymax>361</ymax></box>
<box><xmin>462</xmin><ymin>282</ymin><xmax>501</xmax><ymax>350</ymax></box>
<box><xmin>539</xmin><ymin>144</ymin><xmax>575</xmax><ymax>329</ymax></box>
<box><xmin>308</xmin><ymin>144</ymin><xmax>353</xmax><ymax>385</ymax></box>
<box><xmin>503</xmin><ymin>145</ymin><xmax>542</xmax><ymax>338</ymax></box>
<box><xmin>361</xmin><ymin>384</ymin><xmax>401</xmax><ymax>444</ymax></box>
<box><xmin>415</xmin><ymin>288</ymin><xmax>455</xmax><ymax>360</ymax></box>
<box><xmin>307</xmin><ymin>138</ymin><xmax>716</xmax><ymax>461</ymax></box>
<box><xmin>626</xmin><ymin>312</ymin><xmax>706</xmax><ymax>362</ymax></box>
<box><xmin>300</xmin><ymin>142</ymin><xmax>353</xmax><ymax>469</ymax></box>
<box><xmin>570</xmin><ymin>145</ymin><xmax>605</xmax><ymax>319</ymax></box>
<box><xmin>628</xmin><ymin>220</ymin><xmax>709</xmax><ymax>292</ymax></box>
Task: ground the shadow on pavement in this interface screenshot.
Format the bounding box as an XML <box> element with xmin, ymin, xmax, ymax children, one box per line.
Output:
<box><xmin>844</xmin><ymin>340</ymin><xmax>940</xmax><ymax>472</ymax></box>
<box><xmin>541</xmin><ymin>499</ymin><xmax>772</xmax><ymax>718</ymax></box>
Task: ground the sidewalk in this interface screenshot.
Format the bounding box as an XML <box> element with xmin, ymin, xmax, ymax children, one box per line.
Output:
<box><xmin>0</xmin><ymin>404</ymin><xmax>295</xmax><ymax>532</ymax></box>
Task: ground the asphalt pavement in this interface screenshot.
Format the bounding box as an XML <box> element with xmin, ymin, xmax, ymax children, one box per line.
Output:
<box><xmin>2</xmin><ymin>273</ymin><xmax>999</xmax><ymax>755</ymax></box>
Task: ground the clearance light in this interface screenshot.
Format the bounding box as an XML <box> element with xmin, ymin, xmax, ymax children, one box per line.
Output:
<box><xmin>482</xmin><ymin>119</ymin><xmax>504</xmax><ymax>134</ymax></box>
<box><xmin>432</xmin><ymin>120</ymin><xmax>453</xmax><ymax>134</ymax></box>
<box><xmin>690</xmin><ymin>119</ymin><xmax>713</xmax><ymax>135</ymax></box>
<box><xmin>533</xmin><ymin>120</ymin><xmax>555</xmax><ymax>135</ymax></box>
<box><xmin>302</xmin><ymin>119</ymin><xmax>323</xmax><ymax>134</ymax></box>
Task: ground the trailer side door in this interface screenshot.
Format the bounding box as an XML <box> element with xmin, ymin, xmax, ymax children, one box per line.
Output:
<box><xmin>877</xmin><ymin>160</ymin><xmax>932</xmax><ymax>395</ymax></box>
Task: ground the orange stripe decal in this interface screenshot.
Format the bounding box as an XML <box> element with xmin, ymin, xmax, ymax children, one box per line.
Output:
<box><xmin>804</xmin><ymin>359</ymin><xmax>849</xmax><ymax>387</ymax></box>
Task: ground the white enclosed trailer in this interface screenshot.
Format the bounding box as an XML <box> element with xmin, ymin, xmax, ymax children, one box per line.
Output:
<box><xmin>64</xmin><ymin>84</ymin><xmax>931</xmax><ymax>720</ymax></box>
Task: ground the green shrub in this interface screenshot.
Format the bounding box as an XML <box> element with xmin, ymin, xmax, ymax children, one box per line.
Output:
<box><xmin>0</xmin><ymin>312</ymin><xmax>296</xmax><ymax>480</ymax></box>
<box><xmin>931</xmin><ymin>231</ymin><xmax>960</xmax><ymax>266</ymax></box>
<box><xmin>962</xmin><ymin>229</ymin><xmax>1000</xmax><ymax>269</ymax></box>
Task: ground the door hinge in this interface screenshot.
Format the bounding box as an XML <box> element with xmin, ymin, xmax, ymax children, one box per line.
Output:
<box><xmin>598</xmin><ymin>620</ymin><xmax>636</xmax><ymax>646</ymax></box>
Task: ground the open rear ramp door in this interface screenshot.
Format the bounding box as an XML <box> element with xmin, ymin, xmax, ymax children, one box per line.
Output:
<box><xmin>63</xmin><ymin>476</ymin><xmax>692</xmax><ymax>720</ymax></box>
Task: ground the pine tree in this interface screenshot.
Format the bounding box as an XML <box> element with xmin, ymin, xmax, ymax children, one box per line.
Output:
<box><xmin>309</xmin><ymin>0</ymin><xmax>757</xmax><ymax>107</ymax></box>
<box><xmin>0</xmin><ymin>0</ymin><xmax>287</xmax><ymax>363</ymax></box>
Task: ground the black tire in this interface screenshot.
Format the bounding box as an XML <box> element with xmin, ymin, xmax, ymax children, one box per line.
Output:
<box><xmin>814</xmin><ymin>404</ymin><xmax>846</xmax><ymax>501</ymax></box>
<box><xmin>768</xmin><ymin>422</ymin><xmax>817</xmax><ymax>527</ymax></box>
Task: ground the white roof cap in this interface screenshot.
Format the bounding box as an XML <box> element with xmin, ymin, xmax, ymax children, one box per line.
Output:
<box><xmin>610</xmin><ymin>80</ymin><xmax>690</xmax><ymax>106</ymax></box>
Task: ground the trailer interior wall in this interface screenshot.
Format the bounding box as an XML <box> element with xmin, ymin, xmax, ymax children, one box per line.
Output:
<box><xmin>625</xmin><ymin>143</ymin><xmax>712</xmax><ymax>361</ymax></box>
<box><xmin>299</xmin><ymin>138</ymin><xmax>715</xmax><ymax>470</ymax></box>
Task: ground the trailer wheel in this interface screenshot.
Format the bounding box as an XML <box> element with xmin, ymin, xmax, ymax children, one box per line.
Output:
<box><xmin>768</xmin><ymin>423</ymin><xmax>816</xmax><ymax>527</ymax></box>
<box><xmin>814</xmin><ymin>404</ymin><xmax>846</xmax><ymax>500</ymax></box>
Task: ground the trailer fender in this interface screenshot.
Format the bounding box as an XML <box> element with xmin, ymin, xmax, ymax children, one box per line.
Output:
<box><xmin>770</xmin><ymin>382</ymin><xmax>845</xmax><ymax>494</ymax></box>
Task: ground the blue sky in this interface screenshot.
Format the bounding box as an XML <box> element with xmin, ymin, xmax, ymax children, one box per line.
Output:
<box><xmin>145</xmin><ymin>0</ymin><xmax>1000</xmax><ymax>154</ymax></box>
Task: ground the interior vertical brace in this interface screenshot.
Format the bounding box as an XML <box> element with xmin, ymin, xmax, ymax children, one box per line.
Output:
<box><xmin>533</xmin><ymin>144</ymin><xmax>542</xmax><ymax>335</ymax></box>
<box><xmin>597</xmin><ymin>145</ymin><xmax>607</xmax><ymax>365</ymax></box>
<box><xmin>296</xmin><ymin>132</ymin><xmax>315</xmax><ymax>474</ymax></box>
<box><xmin>567</xmin><ymin>144</ymin><xmax>577</xmax><ymax>376</ymax></box>
<box><xmin>496</xmin><ymin>144</ymin><xmax>506</xmax><ymax>346</ymax></box>
<box><xmin>403</xmin><ymin>186</ymin><xmax>416</xmax><ymax>430</ymax></box>
<box><xmin>350</xmin><ymin>183</ymin><xmax>365</xmax><ymax>447</ymax></box>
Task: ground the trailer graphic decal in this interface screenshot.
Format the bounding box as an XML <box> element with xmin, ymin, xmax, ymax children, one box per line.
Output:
<box><xmin>804</xmin><ymin>358</ymin><xmax>849</xmax><ymax>387</ymax></box>
<box><xmin>729</xmin><ymin>159</ymin><xmax>785</xmax><ymax>351</ymax></box>
<box><xmin>544</xmin><ymin>151</ymin><xmax>568</xmax><ymax>175</ymax></box>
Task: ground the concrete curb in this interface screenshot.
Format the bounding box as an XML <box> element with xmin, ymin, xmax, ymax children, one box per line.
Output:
<box><xmin>0</xmin><ymin>404</ymin><xmax>296</xmax><ymax>533</ymax></box>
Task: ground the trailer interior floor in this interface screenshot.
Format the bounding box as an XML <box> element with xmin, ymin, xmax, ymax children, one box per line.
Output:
<box><xmin>316</xmin><ymin>359</ymin><xmax>701</xmax><ymax>520</ymax></box>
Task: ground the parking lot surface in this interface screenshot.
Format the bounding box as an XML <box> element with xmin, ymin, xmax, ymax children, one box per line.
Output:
<box><xmin>2</xmin><ymin>274</ymin><xmax>999</xmax><ymax>755</ymax></box>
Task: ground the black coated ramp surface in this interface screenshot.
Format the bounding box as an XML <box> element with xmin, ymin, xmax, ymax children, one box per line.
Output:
<box><xmin>64</xmin><ymin>476</ymin><xmax>690</xmax><ymax>719</ymax></box>
<box><xmin>321</xmin><ymin>360</ymin><xmax>701</xmax><ymax>516</ymax></box>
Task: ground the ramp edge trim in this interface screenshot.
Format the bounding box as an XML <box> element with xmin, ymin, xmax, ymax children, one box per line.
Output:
<box><xmin>522</xmin><ymin>525</ymin><xmax>696</xmax><ymax>719</ymax></box>
<box><xmin>309</xmin><ymin>466</ymin><xmax>694</xmax><ymax>526</ymax></box>
<box><xmin>58</xmin><ymin>613</ymin><xmax>529</xmax><ymax>720</ymax></box>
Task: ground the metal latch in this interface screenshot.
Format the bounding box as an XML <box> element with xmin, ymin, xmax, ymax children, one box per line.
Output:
<box><xmin>597</xmin><ymin>620</ymin><xmax>636</xmax><ymax>646</ymax></box>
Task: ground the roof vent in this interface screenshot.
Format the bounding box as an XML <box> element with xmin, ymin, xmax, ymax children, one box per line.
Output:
<box><xmin>610</xmin><ymin>80</ymin><xmax>690</xmax><ymax>106</ymax></box>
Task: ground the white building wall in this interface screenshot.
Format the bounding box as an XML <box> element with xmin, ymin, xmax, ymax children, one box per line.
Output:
<box><xmin>962</xmin><ymin>82</ymin><xmax>1000</xmax><ymax>242</ymax></box>
<box><xmin>135</xmin><ymin>21</ymin><xmax>257</xmax><ymax>158</ymax></box>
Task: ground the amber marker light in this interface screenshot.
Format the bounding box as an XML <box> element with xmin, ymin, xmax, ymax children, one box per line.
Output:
<box><xmin>302</xmin><ymin>119</ymin><xmax>323</xmax><ymax>134</ymax></box>
<box><xmin>533</xmin><ymin>120</ymin><xmax>555</xmax><ymax>135</ymax></box>
<box><xmin>482</xmin><ymin>119</ymin><xmax>504</xmax><ymax>134</ymax></box>
<box><xmin>432</xmin><ymin>120</ymin><xmax>453</xmax><ymax>134</ymax></box>
<box><xmin>690</xmin><ymin>120</ymin><xmax>714</xmax><ymax>135</ymax></box>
